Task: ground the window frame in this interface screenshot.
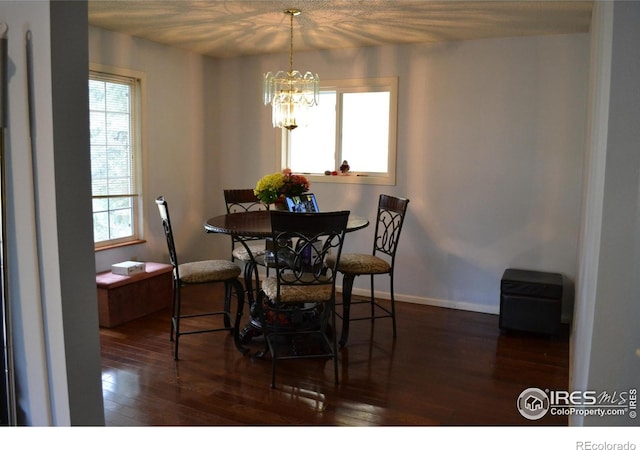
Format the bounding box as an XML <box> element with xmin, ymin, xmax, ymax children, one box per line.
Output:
<box><xmin>281</xmin><ymin>76</ymin><xmax>398</xmax><ymax>186</ymax></box>
<box><xmin>89</xmin><ymin>64</ymin><xmax>146</xmax><ymax>250</ymax></box>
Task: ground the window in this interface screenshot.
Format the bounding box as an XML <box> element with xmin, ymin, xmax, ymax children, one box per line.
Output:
<box><xmin>283</xmin><ymin>77</ymin><xmax>398</xmax><ymax>185</ymax></box>
<box><xmin>89</xmin><ymin>66</ymin><xmax>144</xmax><ymax>249</ymax></box>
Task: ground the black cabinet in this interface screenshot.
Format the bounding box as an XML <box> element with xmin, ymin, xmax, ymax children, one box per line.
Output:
<box><xmin>499</xmin><ymin>268</ymin><xmax>563</xmax><ymax>336</ymax></box>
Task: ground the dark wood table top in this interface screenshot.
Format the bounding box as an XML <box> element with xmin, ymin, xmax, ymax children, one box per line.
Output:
<box><xmin>204</xmin><ymin>210</ymin><xmax>369</xmax><ymax>238</ymax></box>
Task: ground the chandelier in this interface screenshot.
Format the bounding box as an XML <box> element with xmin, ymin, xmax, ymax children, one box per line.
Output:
<box><xmin>263</xmin><ymin>8</ymin><xmax>319</xmax><ymax>131</ymax></box>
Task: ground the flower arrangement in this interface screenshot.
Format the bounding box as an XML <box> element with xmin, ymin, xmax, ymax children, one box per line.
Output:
<box><xmin>281</xmin><ymin>168</ymin><xmax>310</xmax><ymax>196</ymax></box>
<box><xmin>254</xmin><ymin>172</ymin><xmax>285</xmax><ymax>204</ymax></box>
<box><xmin>254</xmin><ymin>168</ymin><xmax>310</xmax><ymax>205</ymax></box>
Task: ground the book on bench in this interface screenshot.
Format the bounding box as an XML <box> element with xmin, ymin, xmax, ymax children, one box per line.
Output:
<box><xmin>111</xmin><ymin>261</ymin><xmax>146</xmax><ymax>276</ymax></box>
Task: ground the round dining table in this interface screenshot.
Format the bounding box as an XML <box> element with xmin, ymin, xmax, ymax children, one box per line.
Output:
<box><xmin>204</xmin><ymin>210</ymin><xmax>369</xmax><ymax>237</ymax></box>
<box><xmin>204</xmin><ymin>210</ymin><xmax>369</xmax><ymax>352</ymax></box>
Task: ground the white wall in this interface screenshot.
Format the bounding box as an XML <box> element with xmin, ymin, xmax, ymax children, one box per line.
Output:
<box><xmin>221</xmin><ymin>36</ymin><xmax>590</xmax><ymax>317</ymax></box>
<box><xmin>581</xmin><ymin>1</ymin><xmax>640</xmax><ymax>426</ymax></box>
<box><xmin>570</xmin><ymin>0</ymin><xmax>612</xmax><ymax>426</ymax></box>
<box><xmin>2</xmin><ymin>0</ymin><xmax>61</xmax><ymax>426</ymax></box>
<box><xmin>90</xmin><ymin>28</ymin><xmax>221</xmax><ymax>271</ymax></box>
<box><xmin>2</xmin><ymin>0</ymin><xmax>103</xmax><ymax>425</ymax></box>
<box><xmin>91</xmin><ymin>27</ymin><xmax>589</xmax><ymax>316</ymax></box>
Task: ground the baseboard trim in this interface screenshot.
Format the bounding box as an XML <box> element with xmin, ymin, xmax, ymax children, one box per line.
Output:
<box><xmin>340</xmin><ymin>286</ymin><xmax>500</xmax><ymax>316</ymax></box>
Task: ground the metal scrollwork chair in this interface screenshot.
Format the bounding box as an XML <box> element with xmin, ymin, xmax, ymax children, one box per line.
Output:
<box><xmin>223</xmin><ymin>189</ymin><xmax>269</xmax><ymax>263</ymax></box>
<box><xmin>223</xmin><ymin>188</ymin><xmax>270</xmax><ymax>309</ymax></box>
<box><xmin>156</xmin><ymin>196</ymin><xmax>245</xmax><ymax>360</ymax></box>
<box><xmin>257</xmin><ymin>210</ymin><xmax>350</xmax><ymax>388</ymax></box>
<box><xmin>332</xmin><ymin>194</ymin><xmax>409</xmax><ymax>347</ymax></box>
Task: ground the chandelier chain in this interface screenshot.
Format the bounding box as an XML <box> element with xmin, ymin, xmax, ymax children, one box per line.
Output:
<box><xmin>289</xmin><ymin>10</ymin><xmax>294</xmax><ymax>74</ymax></box>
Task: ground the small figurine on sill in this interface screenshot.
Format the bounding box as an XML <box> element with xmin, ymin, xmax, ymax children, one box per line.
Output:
<box><xmin>339</xmin><ymin>160</ymin><xmax>350</xmax><ymax>174</ymax></box>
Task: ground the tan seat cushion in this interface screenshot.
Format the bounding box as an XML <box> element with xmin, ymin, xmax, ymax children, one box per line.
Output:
<box><xmin>178</xmin><ymin>260</ymin><xmax>241</xmax><ymax>283</ymax></box>
<box><xmin>331</xmin><ymin>253</ymin><xmax>391</xmax><ymax>275</ymax></box>
<box><xmin>262</xmin><ymin>275</ymin><xmax>332</xmax><ymax>303</ymax></box>
<box><xmin>232</xmin><ymin>244</ymin><xmax>266</xmax><ymax>261</ymax></box>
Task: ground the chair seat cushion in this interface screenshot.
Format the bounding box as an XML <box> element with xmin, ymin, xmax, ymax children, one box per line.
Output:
<box><xmin>178</xmin><ymin>260</ymin><xmax>241</xmax><ymax>284</ymax></box>
<box><xmin>262</xmin><ymin>275</ymin><xmax>332</xmax><ymax>303</ymax></box>
<box><xmin>232</xmin><ymin>244</ymin><xmax>266</xmax><ymax>261</ymax></box>
<box><xmin>333</xmin><ymin>253</ymin><xmax>391</xmax><ymax>274</ymax></box>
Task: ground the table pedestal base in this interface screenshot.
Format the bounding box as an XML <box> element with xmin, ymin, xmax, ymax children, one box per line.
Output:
<box><xmin>238</xmin><ymin>299</ymin><xmax>326</xmax><ymax>346</ymax></box>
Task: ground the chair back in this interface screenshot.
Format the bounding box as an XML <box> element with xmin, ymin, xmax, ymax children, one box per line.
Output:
<box><xmin>224</xmin><ymin>189</ymin><xmax>269</xmax><ymax>261</ymax></box>
<box><xmin>270</xmin><ymin>210</ymin><xmax>350</xmax><ymax>294</ymax></box>
<box><xmin>224</xmin><ymin>189</ymin><xmax>267</xmax><ymax>213</ymax></box>
<box><xmin>155</xmin><ymin>196</ymin><xmax>180</xmax><ymax>277</ymax></box>
<box><xmin>372</xmin><ymin>194</ymin><xmax>410</xmax><ymax>263</ymax></box>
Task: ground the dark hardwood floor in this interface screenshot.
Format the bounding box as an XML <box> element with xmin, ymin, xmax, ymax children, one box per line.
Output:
<box><xmin>100</xmin><ymin>283</ymin><xmax>569</xmax><ymax>426</ymax></box>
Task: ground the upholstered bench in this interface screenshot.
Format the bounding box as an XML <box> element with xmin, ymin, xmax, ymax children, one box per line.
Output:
<box><xmin>96</xmin><ymin>262</ymin><xmax>173</xmax><ymax>328</ymax></box>
<box><xmin>499</xmin><ymin>268</ymin><xmax>563</xmax><ymax>336</ymax></box>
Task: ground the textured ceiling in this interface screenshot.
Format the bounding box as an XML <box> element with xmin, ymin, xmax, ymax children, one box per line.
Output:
<box><xmin>88</xmin><ymin>0</ymin><xmax>593</xmax><ymax>59</ymax></box>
